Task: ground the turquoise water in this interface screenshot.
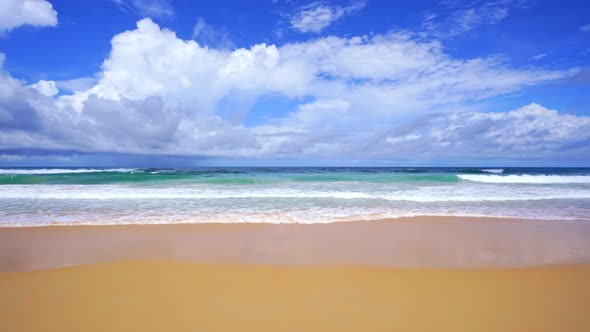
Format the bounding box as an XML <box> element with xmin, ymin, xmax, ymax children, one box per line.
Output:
<box><xmin>0</xmin><ymin>169</ymin><xmax>463</xmax><ymax>185</ymax></box>
<box><xmin>1</xmin><ymin>167</ymin><xmax>590</xmax><ymax>225</ymax></box>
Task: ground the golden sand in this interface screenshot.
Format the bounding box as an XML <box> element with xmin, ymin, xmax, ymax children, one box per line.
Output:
<box><xmin>1</xmin><ymin>260</ymin><xmax>590</xmax><ymax>332</ymax></box>
<box><xmin>2</xmin><ymin>218</ymin><xmax>590</xmax><ymax>331</ymax></box>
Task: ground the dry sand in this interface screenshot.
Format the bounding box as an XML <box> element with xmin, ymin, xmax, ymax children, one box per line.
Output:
<box><xmin>1</xmin><ymin>261</ymin><xmax>590</xmax><ymax>332</ymax></box>
<box><xmin>1</xmin><ymin>217</ymin><xmax>590</xmax><ymax>331</ymax></box>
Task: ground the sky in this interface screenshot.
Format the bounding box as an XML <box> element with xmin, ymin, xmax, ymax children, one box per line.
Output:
<box><xmin>0</xmin><ymin>0</ymin><xmax>589</xmax><ymax>167</ymax></box>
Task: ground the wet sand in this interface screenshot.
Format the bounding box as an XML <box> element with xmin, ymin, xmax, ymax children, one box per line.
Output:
<box><xmin>2</xmin><ymin>217</ymin><xmax>590</xmax><ymax>271</ymax></box>
<box><xmin>1</xmin><ymin>217</ymin><xmax>590</xmax><ymax>331</ymax></box>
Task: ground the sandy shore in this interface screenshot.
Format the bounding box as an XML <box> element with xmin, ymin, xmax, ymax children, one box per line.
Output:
<box><xmin>1</xmin><ymin>261</ymin><xmax>590</xmax><ymax>331</ymax></box>
<box><xmin>2</xmin><ymin>217</ymin><xmax>590</xmax><ymax>271</ymax></box>
<box><xmin>1</xmin><ymin>217</ymin><xmax>590</xmax><ymax>331</ymax></box>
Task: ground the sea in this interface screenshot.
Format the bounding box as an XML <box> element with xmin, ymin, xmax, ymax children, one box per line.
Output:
<box><xmin>1</xmin><ymin>167</ymin><xmax>589</xmax><ymax>226</ymax></box>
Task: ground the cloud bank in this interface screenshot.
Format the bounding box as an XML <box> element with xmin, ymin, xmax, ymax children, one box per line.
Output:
<box><xmin>1</xmin><ymin>18</ymin><xmax>588</xmax><ymax>163</ymax></box>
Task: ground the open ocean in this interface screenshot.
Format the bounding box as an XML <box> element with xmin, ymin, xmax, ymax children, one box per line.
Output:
<box><xmin>1</xmin><ymin>167</ymin><xmax>590</xmax><ymax>226</ymax></box>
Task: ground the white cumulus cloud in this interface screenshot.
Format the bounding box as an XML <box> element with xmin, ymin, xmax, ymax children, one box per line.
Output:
<box><xmin>0</xmin><ymin>0</ymin><xmax>57</xmax><ymax>33</ymax></box>
<box><xmin>0</xmin><ymin>19</ymin><xmax>586</xmax><ymax>163</ymax></box>
<box><xmin>378</xmin><ymin>103</ymin><xmax>590</xmax><ymax>161</ymax></box>
<box><xmin>29</xmin><ymin>80</ymin><xmax>58</xmax><ymax>97</ymax></box>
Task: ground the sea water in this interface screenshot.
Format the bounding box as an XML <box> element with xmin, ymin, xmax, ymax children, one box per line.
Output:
<box><xmin>1</xmin><ymin>167</ymin><xmax>589</xmax><ymax>225</ymax></box>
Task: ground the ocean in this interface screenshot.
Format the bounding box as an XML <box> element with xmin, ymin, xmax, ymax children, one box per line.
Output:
<box><xmin>1</xmin><ymin>167</ymin><xmax>589</xmax><ymax>226</ymax></box>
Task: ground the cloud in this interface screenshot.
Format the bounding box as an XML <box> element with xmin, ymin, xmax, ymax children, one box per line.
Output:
<box><xmin>299</xmin><ymin>99</ymin><xmax>350</xmax><ymax>112</ymax></box>
<box><xmin>192</xmin><ymin>17</ymin><xmax>235</xmax><ymax>49</ymax></box>
<box><xmin>0</xmin><ymin>20</ymin><xmax>584</xmax><ymax>162</ymax></box>
<box><xmin>0</xmin><ymin>154</ymin><xmax>24</xmax><ymax>161</ymax></box>
<box><xmin>532</xmin><ymin>53</ymin><xmax>547</xmax><ymax>60</ymax></box>
<box><xmin>423</xmin><ymin>0</ymin><xmax>523</xmax><ymax>38</ymax></box>
<box><xmin>377</xmin><ymin>103</ymin><xmax>590</xmax><ymax>161</ymax></box>
<box><xmin>568</xmin><ymin>67</ymin><xmax>590</xmax><ymax>84</ymax></box>
<box><xmin>580</xmin><ymin>24</ymin><xmax>590</xmax><ymax>32</ymax></box>
<box><xmin>290</xmin><ymin>1</ymin><xmax>366</xmax><ymax>33</ymax></box>
<box><xmin>0</xmin><ymin>0</ymin><xmax>58</xmax><ymax>33</ymax></box>
<box><xmin>55</xmin><ymin>77</ymin><xmax>97</xmax><ymax>92</ymax></box>
<box><xmin>112</xmin><ymin>0</ymin><xmax>173</xmax><ymax>18</ymax></box>
<box><xmin>29</xmin><ymin>80</ymin><xmax>58</xmax><ymax>97</ymax></box>
<box><xmin>0</xmin><ymin>58</ymin><xmax>51</xmax><ymax>132</ymax></box>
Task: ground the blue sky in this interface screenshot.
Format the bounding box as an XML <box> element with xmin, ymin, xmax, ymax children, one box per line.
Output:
<box><xmin>0</xmin><ymin>0</ymin><xmax>589</xmax><ymax>166</ymax></box>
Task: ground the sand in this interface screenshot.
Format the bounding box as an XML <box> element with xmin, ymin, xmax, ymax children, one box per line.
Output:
<box><xmin>1</xmin><ymin>261</ymin><xmax>590</xmax><ymax>332</ymax></box>
<box><xmin>2</xmin><ymin>217</ymin><xmax>590</xmax><ymax>271</ymax></box>
<box><xmin>1</xmin><ymin>217</ymin><xmax>590</xmax><ymax>331</ymax></box>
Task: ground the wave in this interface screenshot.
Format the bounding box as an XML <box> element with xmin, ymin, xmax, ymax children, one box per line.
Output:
<box><xmin>1</xmin><ymin>186</ymin><xmax>589</xmax><ymax>202</ymax></box>
<box><xmin>1</xmin><ymin>168</ymin><xmax>589</xmax><ymax>185</ymax></box>
<box><xmin>482</xmin><ymin>169</ymin><xmax>504</xmax><ymax>174</ymax></box>
<box><xmin>0</xmin><ymin>168</ymin><xmax>136</xmax><ymax>175</ymax></box>
<box><xmin>458</xmin><ymin>174</ymin><xmax>590</xmax><ymax>184</ymax></box>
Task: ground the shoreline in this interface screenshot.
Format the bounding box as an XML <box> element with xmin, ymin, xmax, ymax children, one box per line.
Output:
<box><xmin>2</xmin><ymin>214</ymin><xmax>589</xmax><ymax>227</ymax></box>
<box><xmin>2</xmin><ymin>216</ymin><xmax>590</xmax><ymax>271</ymax></box>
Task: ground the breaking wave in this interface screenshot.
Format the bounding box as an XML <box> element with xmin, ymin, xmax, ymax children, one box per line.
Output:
<box><xmin>0</xmin><ymin>168</ymin><xmax>136</xmax><ymax>175</ymax></box>
<box><xmin>458</xmin><ymin>174</ymin><xmax>590</xmax><ymax>184</ymax></box>
<box><xmin>482</xmin><ymin>169</ymin><xmax>504</xmax><ymax>174</ymax></box>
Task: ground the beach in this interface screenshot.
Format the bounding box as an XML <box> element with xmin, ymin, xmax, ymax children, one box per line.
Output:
<box><xmin>2</xmin><ymin>217</ymin><xmax>590</xmax><ymax>331</ymax></box>
<box><xmin>2</xmin><ymin>168</ymin><xmax>590</xmax><ymax>331</ymax></box>
<box><xmin>3</xmin><ymin>0</ymin><xmax>589</xmax><ymax>328</ymax></box>
<box><xmin>2</xmin><ymin>217</ymin><xmax>590</xmax><ymax>271</ymax></box>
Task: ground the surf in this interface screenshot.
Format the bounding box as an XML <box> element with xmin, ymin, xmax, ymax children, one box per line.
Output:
<box><xmin>458</xmin><ymin>174</ymin><xmax>590</xmax><ymax>184</ymax></box>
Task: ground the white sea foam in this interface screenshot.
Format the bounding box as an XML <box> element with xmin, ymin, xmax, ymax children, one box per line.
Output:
<box><xmin>1</xmin><ymin>185</ymin><xmax>589</xmax><ymax>202</ymax></box>
<box><xmin>0</xmin><ymin>168</ymin><xmax>136</xmax><ymax>175</ymax></box>
<box><xmin>482</xmin><ymin>169</ymin><xmax>504</xmax><ymax>174</ymax></box>
<box><xmin>0</xmin><ymin>203</ymin><xmax>587</xmax><ymax>226</ymax></box>
<box><xmin>2</xmin><ymin>171</ymin><xmax>590</xmax><ymax>225</ymax></box>
<box><xmin>458</xmin><ymin>174</ymin><xmax>590</xmax><ymax>184</ymax></box>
